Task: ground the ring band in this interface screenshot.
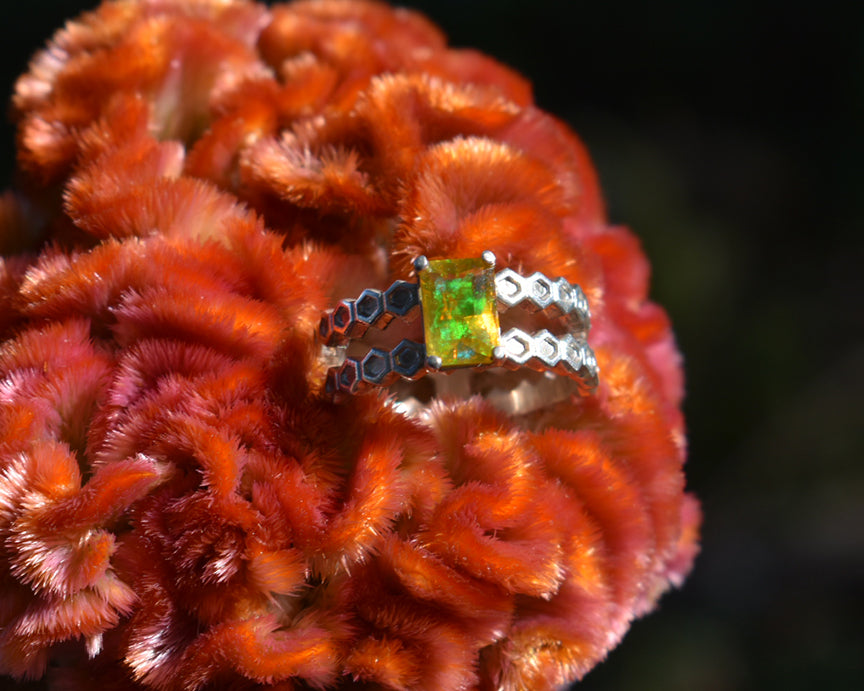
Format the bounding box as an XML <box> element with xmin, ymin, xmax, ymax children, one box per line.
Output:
<box><xmin>319</xmin><ymin>251</ymin><xmax>599</xmax><ymax>403</ymax></box>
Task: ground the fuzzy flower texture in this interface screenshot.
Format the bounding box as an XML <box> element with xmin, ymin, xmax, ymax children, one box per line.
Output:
<box><xmin>0</xmin><ymin>1</ymin><xmax>700</xmax><ymax>689</ymax></box>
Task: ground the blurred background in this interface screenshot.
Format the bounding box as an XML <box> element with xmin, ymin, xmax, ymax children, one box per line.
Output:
<box><xmin>2</xmin><ymin>1</ymin><xmax>862</xmax><ymax>690</ymax></box>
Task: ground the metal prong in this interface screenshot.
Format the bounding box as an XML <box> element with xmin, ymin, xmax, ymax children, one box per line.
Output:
<box><xmin>413</xmin><ymin>255</ymin><xmax>429</xmax><ymax>273</ymax></box>
<box><xmin>426</xmin><ymin>355</ymin><xmax>443</xmax><ymax>371</ymax></box>
<box><xmin>481</xmin><ymin>250</ymin><xmax>496</xmax><ymax>267</ymax></box>
<box><xmin>492</xmin><ymin>345</ymin><xmax>506</xmax><ymax>361</ymax></box>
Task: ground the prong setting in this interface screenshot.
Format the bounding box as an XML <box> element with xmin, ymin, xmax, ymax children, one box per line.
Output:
<box><xmin>413</xmin><ymin>255</ymin><xmax>429</xmax><ymax>273</ymax></box>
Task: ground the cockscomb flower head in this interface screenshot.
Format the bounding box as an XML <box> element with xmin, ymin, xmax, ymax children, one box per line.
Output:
<box><xmin>0</xmin><ymin>1</ymin><xmax>700</xmax><ymax>689</ymax></box>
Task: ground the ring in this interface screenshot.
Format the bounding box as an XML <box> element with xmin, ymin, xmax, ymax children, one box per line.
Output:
<box><xmin>319</xmin><ymin>251</ymin><xmax>599</xmax><ymax>410</ymax></box>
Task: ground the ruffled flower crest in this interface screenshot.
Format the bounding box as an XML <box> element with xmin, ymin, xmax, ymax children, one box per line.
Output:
<box><xmin>0</xmin><ymin>1</ymin><xmax>699</xmax><ymax>689</ymax></box>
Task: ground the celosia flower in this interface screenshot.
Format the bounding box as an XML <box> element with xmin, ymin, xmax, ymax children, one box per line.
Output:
<box><xmin>0</xmin><ymin>1</ymin><xmax>700</xmax><ymax>689</ymax></box>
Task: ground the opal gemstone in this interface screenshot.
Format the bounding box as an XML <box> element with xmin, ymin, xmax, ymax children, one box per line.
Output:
<box><xmin>419</xmin><ymin>258</ymin><xmax>500</xmax><ymax>367</ymax></box>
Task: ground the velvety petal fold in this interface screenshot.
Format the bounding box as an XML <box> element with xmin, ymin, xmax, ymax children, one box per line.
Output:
<box><xmin>0</xmin><ymin>1</ymin><xmax>698</xmax><ymax>688</ymax></box>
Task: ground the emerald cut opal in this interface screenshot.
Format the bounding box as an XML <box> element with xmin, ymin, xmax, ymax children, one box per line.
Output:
<box><xmin>419</xmin><ymin>257</ymin><xmax>500</xmax><ymax>367</ymax></box>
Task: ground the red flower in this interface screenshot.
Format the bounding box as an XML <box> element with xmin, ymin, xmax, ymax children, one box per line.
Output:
<box><xmin>0</xmin><ymin>1</ymin><xmax>700</xmax><ymax>689</ymax></box>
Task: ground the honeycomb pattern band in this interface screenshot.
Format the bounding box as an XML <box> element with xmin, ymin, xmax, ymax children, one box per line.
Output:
<box><xmin>324</xmin><ymin>339</ymin><xmax>427</xmax><ymax>396</ymax></box>
<box><xmin>318</xmin><ymin>280</ymin><xmax>420</xmax><ymax>346</ymax></box>
<box><xmin>319</xmin><ymin>255</ymin><xmax>599</xmax><ymax>399</ymax></box>
<box><xmin>494</xmin><ymin>268</ymin><xmax>591</xmax><ymax>332</ymax></box>
<box><xmin>495</xmin><ymin>329</ymin><xmax>598</xmax><ymax>396</ymax></box>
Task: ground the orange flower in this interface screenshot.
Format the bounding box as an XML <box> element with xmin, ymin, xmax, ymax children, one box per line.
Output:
<box><xmin>0</xmin><ymin>1</ymin><xmax>699</xmax><ymax>689</ymax></box>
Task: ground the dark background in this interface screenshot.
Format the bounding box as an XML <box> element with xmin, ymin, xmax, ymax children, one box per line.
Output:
<box><xmin>2</xmin><ymin>2</ymin><xmax>862</xmax><ymax>690</ymax></box>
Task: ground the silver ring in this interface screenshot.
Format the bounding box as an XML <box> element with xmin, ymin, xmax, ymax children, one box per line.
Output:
<box><xmin>319</xmin><ymin>252</ymin><xmax>598</xmax><ymax>407</ymax></box>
